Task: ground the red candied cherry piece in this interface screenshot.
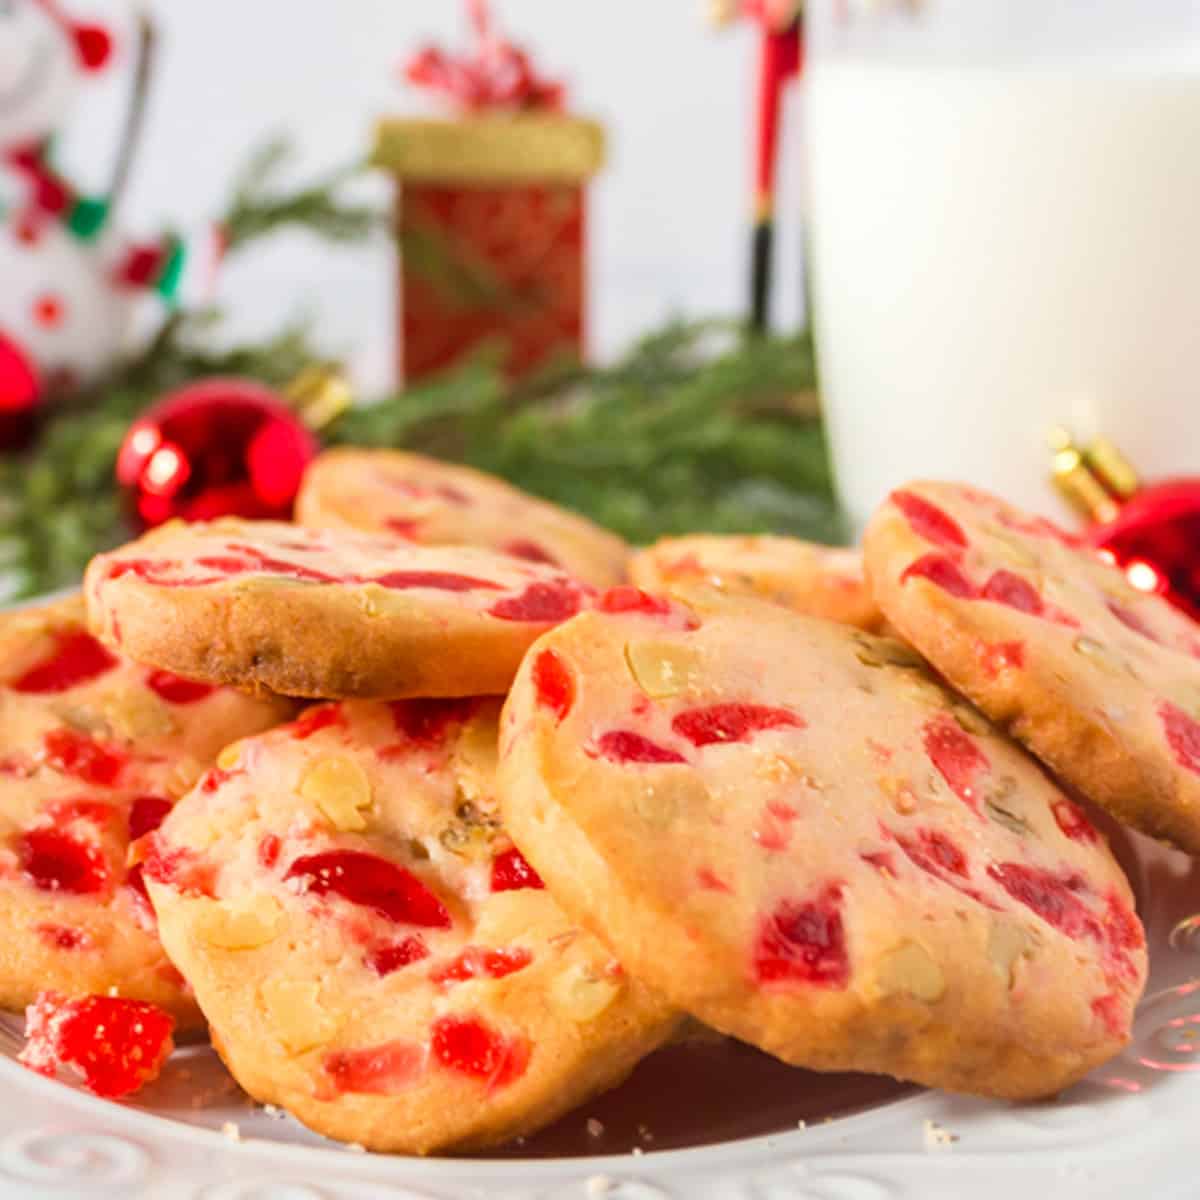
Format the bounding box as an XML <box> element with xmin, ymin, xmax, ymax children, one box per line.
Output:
<box><xmin>193</xmin><ymin>555</ymin><xmax>254</xmax><ymax>575</ymax></box>
<box><xmin>198</xmin><ymin>764</ymin><xmax>242</xmax><ymax>794</ymax></box>
<box><xmin>291</xmin><ymin>704</ymin><xmax>345</xmax><ymax>740</ymax></box>
<box><xmin>891</xmin><ymin>490</ymin><xmax>968</xmax><ymax>553</ymax></box>
<box><xmin>922</xmin><ymin>714</ymin><xmax>989</xmax><ymax>815</ymax></box>
<box><xmin>257</xmin><ymin>833</ymin><xmax>282</xmax><ymax>869</ymax></box>
<box><xmin>1108</xmin><ymin>601</ymin><xmax>1161</xmax><ymax>645</ymax></box>
<box><xmin>900</xmin><ymin>554</ymin><xmax>976</xmax><ymax>598</ymax></box>
<box><xmin>11</xmin><ymin>632</ymin><xmax>118</xmax><ymax>694</ymax></box>
<box><xmin>1052</xmin><ymin>798</ymin><xmax>1099</xmax><ymax>844</ymax></box>
<box><xmin>489</xmin><ymin>580</ymin><xmax>582</xmax><ymax>622</ymax></box>
<box><xmin>373</xmin><ymin>569</ymin><xmax>502</xmax><ymax>592</ymax></box>
<box><xmin>128</xmin><ymin>795</ymin><xmax>173</xmax><ymax>842</ymax></box>
<box><xmin>594</xmin><ymin>729</ymin><xmax>686</xmax><ymax>765</ymax></box>
<box><xmin>1160</xmin><ymin>701</ymin><xmax>1200</xmax><ymax>775</ymax></box>
<box><xmin>673</xmin><ymin>702</ymin><xmax>804</xmax><ymax>748</ymax></box>
<box><xmin>385</xmin><ymin>517</ymin><xmax>421</xmax><ymax>539</ymax></box>
<box><xmin>503</xmin><ymin>539</ymin><xmax>559</xmax><ymax>566</ymax></box>
<box><xmin>892</xmin><ymin>827</ymin><xmax>969</xmax><ymax>878</ymax></box>
<box><xmin>981</xmin><ymin>569</ymin><xmax>1044</xmax><ymax>616</ymax></box>
<box><xmin>19</xmin><ymin>991</ymin><xmax>175</xmax><ymax>1098</ymax></box>
<box><xmin>144</xmin><ymin>669</ymin><xmax>214</xmax><ymax>704</ymax></box>
<box><xmin>19</xmin><ymin>829</ymin><xmax>109</xmax><ymax>895</ymax></box>
<box><xmin>491</xmin><ymin>846</ymin><xmax>545</xmax><ymax>892</ymax></box>
<box><xmin>284</xmin><ymin>849</ymin><xmax>451</xmax><ymax>928</ymax></box>
<box><xmin>1101</xmin><ymin>893</ymin><xmax>1145</xmax><ymax>985</ymax></box>
<box><xmin>532</xmin><ymin>648</ymin><xmax>574</xmax><ymax>722</ymax></box>
<box><xmin>140</xmin><ymin>838</ymin><xmax>217</xmax><ymax>898</ymax></box>
<box><xmin>696</xmin><ymin>866</ymin><xmax>732</xmax><ymax>892</ymax></box>
<box><xmin>36</xmin><ymin>924</ymin><xmax>90</xmax><ymax>950</ymax></box>
<box><xmin>976</xmin><ymin>639</ymin><xmax>1025</xmax><ymax>679</ymax></box>
<box><xmin>367</xmin><ymin>936</ymin><xmax>430</xmax><ymax>977</ymax></box>
<box><xmin>599</xmin><ymin>586</ymin><xmax>671</xmax><ymax>616</ymax></box>
<box><xmin>860</xmin><ymin>850</ymin><xmax>896</xmax><ymax>877</ymax></box>
<box><xmin>430</xmin><ymin>1014</ymin><xmax>531</xmax><ymax>1090</ymax></box>
<box><xmin>1091</xmin><ymin>992</ymin><xmax>1126</xmax><ymax>1038</ymax></box>
<box><xmin>430</xmin><ymin>946</ymin><xmax>533</xmax><ymax>985</ymax></box>
<box><xmin>389</xmin><ymin>698</ymin><xmax>476</xmax><ymax>746</ymax></box>
<box><xmin>987</xmin><ymin>862</ymin><xmax>1102</xmax><ymax>942</ymax></box>
<box><xmin>753</xmin><ymin>884</ymin><xmax>849</xmax><ymax>988</ymax></box>
<box><xmin>599</xmin><ymin>585</ymin><xmax>698</xmax><ymax>629</ymax></box>
<box><xmin>321</xmin><ymin>1039</ymin><xmax>425</xmax><ymax>1096</ymax></box>
<box><xmin>42</xmin><ymin>728</ymin><xmax>125</xmax><ymax>787</ymax></box>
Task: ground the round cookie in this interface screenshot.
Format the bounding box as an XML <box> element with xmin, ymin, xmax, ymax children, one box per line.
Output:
<box><xmin>496</xmin><ymin>587</ymin><xmax>1147</xmax><ymax>1100</ymax></box>
<box><xmin>0</xmin><ymin>597</ymin><xmax>291</xmax><ymax>1025</ymax></box>
<box><xmin>84</xmin><ymin>519</ymin><xmax>595</xmax><ymax>700</ymax></box>
<box><xmin>629</xmin><ymin>534</ymin><xmax>882</xmax><ymax>630</ymax></box>
<box><xmin>296</xmin><ymin>449</ymin><xmax>628</xmax><ymax>588</ymax></box>
<box><xmin>864</xmin><ymin>481</ymin><xmax>1200</xmax><ymax>855</ymax></box>
<box><xmin>144</xmin><ymin>698</ymin><xmax>679</xmax><ymax>1154</ymax></box>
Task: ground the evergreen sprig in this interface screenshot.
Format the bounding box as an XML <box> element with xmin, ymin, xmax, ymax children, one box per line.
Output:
<box><xmin>219</xmin><ymin>137</ymin><xmax>380</xmax><ymax>252</ymax></box>
<box><xmin>0</xmin><ymin>143</ymin><xmax>839</xmax><ymax>603</ymax></box>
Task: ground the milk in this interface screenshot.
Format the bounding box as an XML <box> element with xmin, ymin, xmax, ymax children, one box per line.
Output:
<box><xmin>806</xmin><ymin>54</ymin><xmax>1200</xmax><ymax>533</ymax></box>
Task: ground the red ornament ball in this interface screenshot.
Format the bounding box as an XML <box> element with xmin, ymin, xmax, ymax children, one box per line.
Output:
<box><xmin>1088</xmin><ymin>479</ymin><xmax>1200</xmax><ymax>624</ymax></box>
<box><xmin>116</xmin><ymin>378</ymin><xmax>318</xmax><ymax>528</ymax></box>
<box><xmin>0</xmin><ymin>331</ymin><xmax>43</xmax><ymax>451</ymax></box>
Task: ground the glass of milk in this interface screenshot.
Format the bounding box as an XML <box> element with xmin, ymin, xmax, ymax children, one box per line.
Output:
<box><xmin>805</xmin><ymin>0</ymin><xmax>1200</xmax><ymax>535</ymax></box>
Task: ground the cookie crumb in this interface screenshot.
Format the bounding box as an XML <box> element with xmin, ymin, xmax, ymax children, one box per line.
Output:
<box><xmin>345</xmin><ymin>1142</ymin><xmax>366</xmax><ymax>1154</ymax></box>
<box><xmin>923</xmin><ymin>1118</ymin><xmax>958</xmax><ymax>1149</ymax></box>
<box><xmin>797</xmin><ymin>1119</ymin><xmax>807</xmax><ymax>1130</ymax></box>
<box><xmin>586</xmin><ymin>1117</ymin><xmax>605</xmax><ymax>1138</ymax></box>
<box><xmin>586</xmin><ymin>1176</ymin><xmax>613</xmax><ymax>1197</ymax></box>
<box><xmin>632</xmin><ymin>1146</ymin><xmax>644</xmax><ymax>1157</ymax></box>
<box><xmin>220</xmin><ymin>1121</ymin><xmax>241</xmax><ymax>1142</ymax></box>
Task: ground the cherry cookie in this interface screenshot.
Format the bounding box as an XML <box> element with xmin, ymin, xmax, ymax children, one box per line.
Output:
<box><xmin>144</xmin><ymin>699</ymin><xmax>678</xmax><ymax>1154</ymax></box>
<box><xmin>865</xmin><ymin>481</ymin><xmax>1200</xmax><ymax>854</ymax></box>
<box><xmin>0</xmin><ymin>598</ymin><xmax>290</xmax><ymax>1025</ymax></box>
<box><xmin>85</xmin><ymin>519</ymin><xmax>595</xmax><ymax>700</ymax></box>
<box><xmin>629</xmin><ymin>534</ymin><xmax>882</xmax><ymax>630</ymax></box>
<box><xmin>297</xmin><ymin>449</ymin><xmax>628</xmax><ymax>588</ymax></box>
<box><xmin>497</xmin><ymin>587</ymin><xmax>1147</xmax><ymax>1099</ymax></box>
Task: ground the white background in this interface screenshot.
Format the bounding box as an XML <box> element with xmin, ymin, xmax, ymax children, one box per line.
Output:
<box><xmin>61</xmin><ymin>0</ymin><xmax>807</xmax><ymax>390</ymax></box>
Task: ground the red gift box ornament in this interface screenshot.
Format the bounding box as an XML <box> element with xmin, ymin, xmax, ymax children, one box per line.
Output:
<box><xmin>1051</xmin><ymin>428</ymin><xmax>1200</xmax><ymax>622</ymax></box>
<box><xmin>375</xmin><ymin>0</ymin><xmax>605</xmax><ymax>384</ymax></box>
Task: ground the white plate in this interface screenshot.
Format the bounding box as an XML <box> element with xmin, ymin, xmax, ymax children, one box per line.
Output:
<box><xmin>0</xmin><ymin>827</ymin><xmax>1195</xmax><ymax>1200</ymax></box>
<box><xmin>1</xmin><ymin>599</ymin><xmax>1199</xmax><ymax>1199</ymax></box>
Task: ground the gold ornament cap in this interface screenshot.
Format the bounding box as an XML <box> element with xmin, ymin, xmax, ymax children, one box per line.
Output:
<box><xmin>1047</xmin><ymin>427</ymin><xmax>1122</xmax><ymax>524</ymax></box>
<box><xmin>285</xmin><ymin>365</ymin><xmax>352</xmax><ymax>432</ymax></box>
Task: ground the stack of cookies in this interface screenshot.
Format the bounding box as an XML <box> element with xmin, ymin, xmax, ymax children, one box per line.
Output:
<box><xmin>10</xmin><ymin>453</ymin><xmax>1187</xmax><ymax>1154</ymax></box>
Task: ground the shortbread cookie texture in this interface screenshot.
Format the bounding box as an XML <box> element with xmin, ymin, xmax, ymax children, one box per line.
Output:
<box><xmin>297</xmin><ymin>449</ymin><xmax>628</xmax><ymax>588</ymax></box>
<box><xmin>0</xmin><ymin>598</ymin><xmax>291</xmax><ymax>1024</ymax></box>
<box><xmin>630</xmin><ymin>535</ymin><xmax>881</xmax><ymax>630</ymax></box>
<box><xmin>864</xmin><ymin>481</ymin><xmax>1200</xmax><ymax>854</ymax></box>
<box><xmin>145</xmin><ymin>699</ymin><xmax>678</xmax><ymax>1154</ymax></box>
<box><xmin>497</xmin><ymin>588</ymin><xmax>1146</xmax><ymax>1100</ymax></box>
<box><xmin>84</xmin><ymin>519</ymin><xmax>595</xmax><ymax>700</ymax></box>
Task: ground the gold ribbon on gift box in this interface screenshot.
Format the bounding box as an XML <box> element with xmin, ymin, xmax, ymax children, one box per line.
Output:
<box><xmin>371</xmin><ymin>115</ymin><xmax>606</xmax><ymax>184</ymax></box>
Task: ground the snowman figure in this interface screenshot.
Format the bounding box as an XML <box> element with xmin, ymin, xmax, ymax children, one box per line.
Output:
<box><xmin>0</xmin><ymin>0</ymin><xmax>173</xmax><ymax>435</ymax></box>
<box><xmin>0</xmin><ymin>0</ymin><xmax>111</xmax><ymax>155</ymax></box>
